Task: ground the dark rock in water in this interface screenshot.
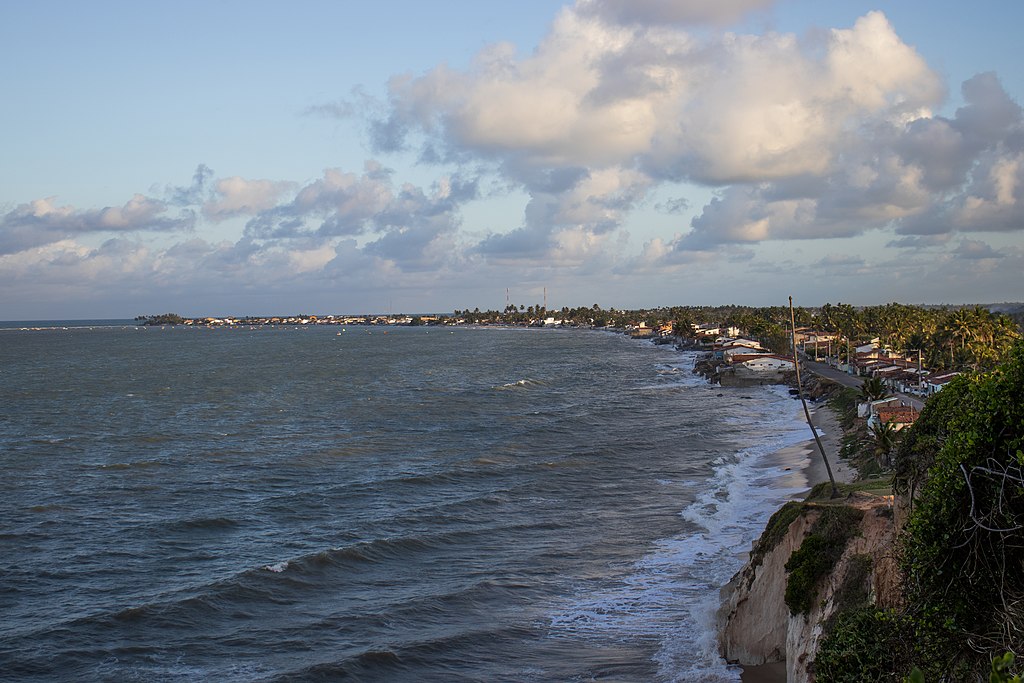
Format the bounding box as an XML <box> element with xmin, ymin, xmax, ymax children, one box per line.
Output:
<box><xmin>788</xmin><ymin>388</ymin><xmax>800</xmax><ymax>395</ymax></box>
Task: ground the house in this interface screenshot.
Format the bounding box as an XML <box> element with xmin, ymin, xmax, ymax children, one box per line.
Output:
<box><xmin>870</xmin><ymin>405</ymin><xmax>921</xmax><ymax>431</ymax></box>
<box><xmin>722</xmin><ymin>345</ymin><xmax>770</xmax><ymax>363</ymax></box>
<box><xmin>734</xmin><ymin>354</ymin><xmax>796</xmax><ymax>373</ymax></box>
<box><xmin>693</xmin><ymin>324</ymin><xmax>742</xmax><ymax>338</ymax></box>
<box><xmin>923</xmin><ymin>371</ymin><xmax>961</xmax><ymax>396</ymax></box>
<box><xmin>855</xmin><ymin>339</ymin><xmax>882</xmax><ymax>355</ymax></box>
<box><xmin>720</xmin><ymin>337</ymin><xmax>764</xmax><ymax>349</ymax></box>
<box><xmin>630</xmin><ymin>322</ymin><xmax>654</xmax><ymax>338</ymax></box>
<box><xmin>858</xmin><ymin>396</ymin><xmax>903</xmax><ymax>419</ymax></box>
<box><xmin>795</xmin><ymin>329</ymin><xmax>840</xmax><ymax>347</ymax></box>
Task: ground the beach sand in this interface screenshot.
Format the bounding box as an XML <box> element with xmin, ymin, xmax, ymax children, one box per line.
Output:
<box><xmin>804</xmin><ymin>403</ymin><xmax>856</xmax><ymax>487</ymax></box>
<box><xmin>738</xmin><ymin>402</ymin><xmax>855</xmax><ymax>683</ymax></box>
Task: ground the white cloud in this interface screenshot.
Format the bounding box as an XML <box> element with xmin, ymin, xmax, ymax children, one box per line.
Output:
<box><xmin>380</xmin><ymin>7</ymin><xmax>941</xmax><ymax>187</ymax></box>
<box><xmin>0</xmin><ymin>194</ymin><xmax>194</xmax><ymax>255</ymax></box>
<box><xmin>369</xmin><ymin>5</ymin><xmax>952</xmax><ymax>265</ymax></box>
<box><xmin>204</xmin><ymin>177</ymin><xmax>297</xmax><ymax>220</ymax></box>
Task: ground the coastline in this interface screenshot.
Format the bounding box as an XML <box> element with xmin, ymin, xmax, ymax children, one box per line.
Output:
<box><xmin>803</xmin><ymin>404</ymin><xmax>856</xmax><ymax>490</ymax></box>
<box><xmin>736</xmin><ymin>401</ymin><xmax>855</xmax><ymax>683</ymax></box>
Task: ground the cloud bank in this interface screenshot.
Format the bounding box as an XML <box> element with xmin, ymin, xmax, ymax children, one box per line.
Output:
<box><xmin>2</xmin><ymin>2</ymin><xmax>1022</xmax><ymax>316</ymax></box>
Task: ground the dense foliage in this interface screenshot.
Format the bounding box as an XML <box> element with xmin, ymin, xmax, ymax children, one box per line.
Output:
<box><xmin>784</xmin><ymin>505</ymin><xmax>864</xmax><ymax>615</ymax></box>
<box><xmin>749</xmin><ymin>502</ymin><xmax>804</xmax><ymax>572</ymax></box>
<box><xmin>814</xmin><ymin>608</ymin><xmax>916</xmax><ymax>682</ymax></box>
<box><xmin>135</xmin><ymin>313</ymin><xmax>185</xmax><ymax>325</ymax></box>
<box><xmin>899</xmin><ymin>341</ymin><xmax>1024</xmax><ymax>675</ymax></box>
<box><xmin>819</xmin><ymin>341</ymin><xmax>1024</xmax><ymax>679</ymax></box>
<box><xmin>451</xmin><ymin>301</ymin><xmax>1021</xmax><ymax>372</ymax></box>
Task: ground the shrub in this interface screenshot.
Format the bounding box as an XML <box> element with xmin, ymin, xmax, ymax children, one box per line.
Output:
<box><xmin>814</xmin><ymin>608</ymin><xmax>914</xmax><ymax>682</ymax></box>
<box><xmin>784</xmin><ymin>505</ymin><xmax>864</xmax><ymax>615</ymax></box>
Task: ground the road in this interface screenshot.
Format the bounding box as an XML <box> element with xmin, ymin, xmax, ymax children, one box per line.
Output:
<box><xmin>799</xmin><ymin>355</ymin><xmax>926</xmax><ymax>411</ymax></box>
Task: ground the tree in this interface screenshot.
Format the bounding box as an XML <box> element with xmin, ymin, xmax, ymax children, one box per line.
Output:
<box><xmin>868</xmin><ymin>420</ymin><xmax>899</xmax><ymax>468</ymax></box>
<box><xmin>858</xmin><ymin>376</ymin><xmax>889</xmax><ymax>402</ymax></box>
<box><xmin>899</xmin><ymin>341</ymin><xmax>1024</xmax><ymax>675</ymax></box>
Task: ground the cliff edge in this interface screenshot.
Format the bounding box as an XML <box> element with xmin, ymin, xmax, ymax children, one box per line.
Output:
<box><xmin>718</xmin><ymin>492</ymin><xmax>900</xmax><ymax>682</ymax></box>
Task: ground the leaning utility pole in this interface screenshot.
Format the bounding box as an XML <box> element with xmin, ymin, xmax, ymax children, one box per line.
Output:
<box><xmin>790</xmin><ymin>296</ymin><xmax>839</xmax><ymax>498</ymax></box>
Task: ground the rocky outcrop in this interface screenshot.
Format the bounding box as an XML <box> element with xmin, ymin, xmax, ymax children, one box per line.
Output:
<box><xmin>718</xmin><ymin>494</ymin><xmax>899</xmax><ymax>682</ymax></box>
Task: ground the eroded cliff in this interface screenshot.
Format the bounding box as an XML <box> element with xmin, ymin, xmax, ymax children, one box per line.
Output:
<box><xmin>718</xmin><ymin>492</ymin><xmax>900</xmax><ymax>682</ymax></box>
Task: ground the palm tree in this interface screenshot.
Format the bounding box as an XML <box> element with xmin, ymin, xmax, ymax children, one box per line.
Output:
<box><xmin>859</xmin><ymin>376</ymin><xmax>890</xmax><ymax>402</ymax></box>
<box><xmin>868</xmin><ymin>420</ymin><xmax>899</xmax><ymax>469</ymax></box>
<box><xmin>947</xmin><ymin>308</ymin><xmax>975</xmax><ymax>351</ymax></box>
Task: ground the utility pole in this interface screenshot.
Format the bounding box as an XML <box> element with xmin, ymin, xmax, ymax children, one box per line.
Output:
<box><xmin>790</xmin><ymin>296</ymin><xmax>839</xmax><ymax>498</ymax></box>
<box><xmin>921</xmin><ymin>350</ymin><xmax>929</xmax><ymax>393</ymax></box>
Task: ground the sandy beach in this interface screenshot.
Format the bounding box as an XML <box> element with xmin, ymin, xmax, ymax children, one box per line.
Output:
<box><xmin>804</xmin><ymin>403</ymin><xmax>856</xmax><ymax>488</ymax></box>
<box><xmin>738</xmin><ymin>402</ymin><xmax>855</xmax><ymax>683</ymax></box>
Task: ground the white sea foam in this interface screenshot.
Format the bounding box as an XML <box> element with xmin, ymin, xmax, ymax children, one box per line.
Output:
<box><xmin>264</xmin><ymin>561</ymin><xmax>289</xmax><ymax>573</ymax></box>
<box><xmin>549</xmin><ymin>384</ymin><xmax>812</xmax><ymax>681</ymax></box>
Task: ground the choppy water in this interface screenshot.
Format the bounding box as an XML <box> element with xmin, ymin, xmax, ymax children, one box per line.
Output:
<box><xmin>0</xmin><ymin>324</ymin><xmax>813</xmax><ymax>681</ymax></box>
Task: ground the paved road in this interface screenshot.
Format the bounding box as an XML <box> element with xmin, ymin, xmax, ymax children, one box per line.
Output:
<box><xmin>799</xmin><ymin>355</ymin><xmax>926</xmax><ymax>411</ymax></box>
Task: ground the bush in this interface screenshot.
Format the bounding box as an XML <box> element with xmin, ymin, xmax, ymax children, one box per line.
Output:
<box><xmin>900</xmin><ymin>342</ymin><xmax>1024</xmax><ymax>670</ymax></box>
<box><xmin>784</xmin><ymin>505</ymin><xmax>863</xmax><ymax>615</ymax></box>
<box><xmin>814</xmin><ymin>608</ymin><xmax>914</xmax><ymax>682</ymax></box>
<box><xmin>751</xmin><ymin>502</ymin><xmax>804</xmax><ymax>571</ymax></box>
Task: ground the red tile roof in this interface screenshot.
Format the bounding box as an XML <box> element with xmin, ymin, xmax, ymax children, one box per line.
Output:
<box><xmin>876</xmin><ymin>406</ymin><xmax>920</xmax><ymax>424</ymax></box>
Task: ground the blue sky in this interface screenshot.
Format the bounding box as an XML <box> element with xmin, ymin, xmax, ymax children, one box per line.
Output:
<box><xmin>2</xmin><ymin>0</ymin><xmax>1023</xmax><ymax>319</ymax></box>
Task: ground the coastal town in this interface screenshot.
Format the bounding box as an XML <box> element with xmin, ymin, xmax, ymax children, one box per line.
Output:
<box><xmin>138</xmin><ymin>301</ymin><xmax>1019</xmax><ymax>407</ymax></box>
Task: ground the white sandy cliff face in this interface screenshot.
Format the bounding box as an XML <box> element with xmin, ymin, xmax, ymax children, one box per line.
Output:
<box><xmin>718</xmin><ymin>495</ymin><xmax>898</xmax><ymax>682</ymax></box>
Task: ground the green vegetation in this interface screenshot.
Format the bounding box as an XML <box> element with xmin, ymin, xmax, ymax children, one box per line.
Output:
<box><xmin>829</xmin><ymin>554</ymin><xmax>874</xmax><ymax>620</ymax></box>
<box><xmin>451</xmin><ymin>300</ymin><xmax>1020</xmax><ymax>371</ymax></box>
<box><xmin>858</xmin><ymin>376</ymin><xmax>890</xmax><ymax>402</ymax></box>
<box><xmin>828</xmin><ymin>387</ymin><xmax>860</xmax><ymax>431</ymax></box>
<box><xmin>135</xmin><ymin>313</ymin><xmax>184</xmax><ymax>325</ymax></box>
<box><xmin>816</xmin><ymin>340</ymin><xmax>1024</xmax><ymax>679</ymax></box>
<box><xmin>867</xmin><ymin>420</ymin><xmax>900</xmax><ymax>469</ymax></box>
<box><xmin>750</xmin><ymin>502</ymin><xmax>804</xmax><ymax>572</ymax></box>
<box><xmin>784</xmin><ymin>505</ymin><xmax>864</xmax><ymax>615</ymax></box>
<box><xmin>815</xmin><ymin>608</ymin><xmax>916</xmax><ymax>682</ymax></box>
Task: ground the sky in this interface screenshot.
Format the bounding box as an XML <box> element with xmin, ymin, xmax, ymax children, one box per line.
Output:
<box><xmin>2</xmin><ymin>0</ymin><xmax>1023</xmax><ymax>319</ymax></box>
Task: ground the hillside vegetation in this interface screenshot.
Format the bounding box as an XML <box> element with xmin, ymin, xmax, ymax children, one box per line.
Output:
<box><xmin>815</xmin><ymin>341</ymin><xmax>1024</xmax><ymax>680</ymax></box>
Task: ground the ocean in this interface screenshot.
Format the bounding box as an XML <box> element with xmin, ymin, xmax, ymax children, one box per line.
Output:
<box><xmin>0</xmin><ymin>323</ymin><xmax>814</xmax><ymax>681</ymax></box>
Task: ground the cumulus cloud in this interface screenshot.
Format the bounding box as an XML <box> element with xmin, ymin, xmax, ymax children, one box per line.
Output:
<box><xmin>244</xmin><ymin>165</ymin><xmax>396</xmax><ymax>239</ymax></box>
<box><xmin>368</xmin><ymin>4</ymin><xmax>956</xmax><ymax>263</ymax></box>
<box><xmin>241</xmin><ymin>164</ymin><xmax>477</xmax><ymax>269</ymax></box>
<box><xmin>675</xmin><ymin>72</ymin><xmax>1024</xmax><ymax>254</ymax></box>
<box><xmin>0</xmin><ymin>194</ymin><xmax>195</xmax><ymax>255</ymax></box>
<box><xmin>204</xmin><ymin>176</ymin><xmax>297</xmax><ymax>221</ymax></box>
<box><xmin>378</xmin><ymin>8</ymin><xmax>940</xmax><ymax>184</ymax></box>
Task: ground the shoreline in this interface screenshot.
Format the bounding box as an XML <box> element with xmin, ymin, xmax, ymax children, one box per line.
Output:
<box><xmin>737</xmin><ymin>400</ymin><xmax>855</xmax><ymax>683</ymax></box>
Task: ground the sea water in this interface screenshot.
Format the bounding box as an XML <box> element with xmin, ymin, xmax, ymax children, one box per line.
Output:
<box><xmin>0</xmin><ymin>324</ymin><xmax>812</xmax><ymax>681</ymax></box>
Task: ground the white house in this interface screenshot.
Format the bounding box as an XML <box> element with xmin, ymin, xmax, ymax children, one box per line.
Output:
<box><xmin>923</xmin><ymin>371</ymin><xmax>960</xmax><ymax>396</ymax></box>
<box><xmin>735</xmin><ymin>354</ymin><xmax>795</xmax><ymax>372</ymax></box>
<box><xmin>722</xmin><ymin>345</ymin><xmax>770</xmax><ymax>362</ymax></box>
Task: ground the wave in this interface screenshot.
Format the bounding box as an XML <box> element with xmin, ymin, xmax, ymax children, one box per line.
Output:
<box><xmin>548</xmin><ymin>382</ymin><xmax>811</xmax><ymax>682</ymax></box>
<box><xmin>275</xmin><ymin>623</ymin><xmax>530</xmax><ymax>681</ymax></box>
<box><xmin>492</xmin><ymin>378</ymin><xmax>546</xmax><ymax>390</ymax></box>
